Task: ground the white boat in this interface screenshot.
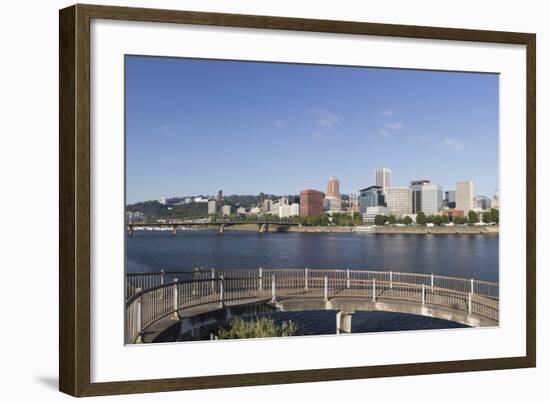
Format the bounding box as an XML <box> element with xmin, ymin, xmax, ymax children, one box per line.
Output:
<box><xmin>352</xmin><ymin>225</ymin><xmax>376</xmax><ymax>234</ymax></box>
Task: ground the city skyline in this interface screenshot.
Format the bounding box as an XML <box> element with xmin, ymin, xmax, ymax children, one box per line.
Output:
<box><xmin>126</xmin><ymin>56</ymin><xmax>499</xmax><ymax>204</ymax></box>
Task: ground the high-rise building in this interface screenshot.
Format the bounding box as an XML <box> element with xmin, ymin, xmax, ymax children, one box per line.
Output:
<box><xmin>375</xmin><ymin>168</ymin><xmax>392</xmax><ymax>193</ymax></box>
<box><xmin>327</xmin><ymin>176</ymin><xmax>340</xmax><ymax>198</ymax></box>
<box><xmin>325</xmin><ymin>176</ymin><xmax>342</xmax><ymax>212</ymax></box>
<box><xmin>221</xmin><ymin>205</ymin><xmax>231</xmax><ymax>216</ymax></box>
<box><xmin>358</xmin><ymin>186</ymin><xmax>385</xmax><ymax>213</ymax></box>
<box><xmin>299</xmin><ymin>189</ymin><xmax>325</xmax><ymax>217</ymax></box>
<box><xmin>207</xmin><ymin>199</ymin><xmax>218</xmax><ymax>215</ymax></box>
<box><xmin>445</xmin><ymin>190</ymin><xmax>456</xmax><ymax>208</ymax></box>
<box><xmin>386</xmin><ymin>187</ymin><xmax>412</xmax><ymax>216</ymax></box>
<box><xmin>456</xmin><ymin>181</ymin><xmax>474</xmax><ymax>213</ymax></box>
<box><xmin>410</xmin><ymin>180</ymin><xmax>443</xmax><ymax>215</ymax></box>
<box><xmin>217</xmin><ymin>190</ymin><xmax>223</xmax><ymax>203</ymax></box>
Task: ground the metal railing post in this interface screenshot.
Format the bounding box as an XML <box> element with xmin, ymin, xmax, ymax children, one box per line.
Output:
<box><xmin>271</xmin><ymin>275</ymin><xmax>276</xmax><ymax>302</ymax></box>
<box><xmin>135</xmin><ymin>288</ymin><xmax>142</xmax><ymax>342</ymax></box>
<box><xmin>470</xmin><ymin>278</ymin><xmax>474</xmax><ymax>295</ymax></box>
<box><xmin>431</xmin><ymin>274</ymin><xmax>434</xmax><ymax>293</ymax></box>
<box><xmin>304</xmin><ymin>268</ymin><xmax>308</xmax><ymax>291</ymax></box>
<box><xmin>324</xmin><ymin>275</ymin><xmax>328</xmax><ymax>301</ymax></box>
<box><xmin>259</xmin><ymin>267</ymin><xmax>263</xmax><ymax>292</ymax></box>
<box><xmin>422</xmin><ymin>283</ymin><xmax>425</xmax><ymax>305</ymax></box>
<box><xmin>160</xmin><ymin>269</ymin><xmax>165</xmax><ymax>285</ymax></box>
<box><xmin>372</xmin><ymin>279</ymin><xmax>376</xmax><ymax>302</ymax></box>
<box><xmin>390</xmin><ymin>271</ymin><xmax>393</xmax><ymax>289</ymax></box>
<box><xmin>172</xmin><ymin>279</ymin><xmax>179</xmax><ymax>318</ymax></box>
<box><xmin>468</xmin><ymin>292</ymin><xmax>472</xmax><ymax>314</ymax></box>
<box><xmin>346</xmin><ymin>269</ymin><xmax>350</xmax><ymax>289</ymax></box>
<box><xmin>211</xmin><ymin>268</ymin><xmax>216</xmax><ymax>292</ymax></box>
<box><xmin>219</xmin><ymin>275</ymin><xmax>224</xmax><ymax>306</ymax></box>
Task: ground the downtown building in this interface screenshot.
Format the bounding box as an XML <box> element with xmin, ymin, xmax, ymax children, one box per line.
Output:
<box><xmin>358</xmin><ymin>185</ymin><xmax>385</xmax><ymax>214</ymax></box>
<box><xmin>456</xmin><ymin>181</ymin><xmax>474</xmax><ymax>213</ymax></box>
<box><xmin>375</xmin><ymin>168</ymin><xmax>392</xmax><ymax>193</ymax></box>
<box><xmin>299</xmin><ymin>189</ymin><xmax>325</xmax><ymax>217</ymax></box>
<box><xmin>207</xmin><ymin>199</ymin><xmax>218</xmax><ymax>215</ymax></box>
<box><xmin>410</xmin><ymin>180</ymin><xmax>443</xmax><ymax>216</ymax></box>
<box><xmin>445</xmin><ymin>190</ymin><xmax>456</xmax><ymax>209</ymax></box>
<box><xmin>326</xmin><ymin>176</ymin><xmax>342</xmax><ymax>212</ymax></box>
<box><xmin>385</xmin><ymin>186</ymin><xmax>412</xmax><ymax>216</ymax></box>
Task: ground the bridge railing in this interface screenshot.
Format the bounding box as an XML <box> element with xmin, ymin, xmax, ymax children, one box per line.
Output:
<box><xmin>125</xmin><ymin>269</ymin><xmax>499</xmax><ymax>343</ymax></box>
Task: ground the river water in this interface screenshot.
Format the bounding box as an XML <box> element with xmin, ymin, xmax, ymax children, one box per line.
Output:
<box><xmin>126</xmin><ymin>230</ymin><xmax>499</xmax><ymax>282</ymax></box>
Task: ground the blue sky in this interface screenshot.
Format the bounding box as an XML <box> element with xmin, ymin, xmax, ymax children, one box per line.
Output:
<box><xmin>125</xmin><ymin>56</ymin><xmax>499</xmax><ymax>204</ymax></box>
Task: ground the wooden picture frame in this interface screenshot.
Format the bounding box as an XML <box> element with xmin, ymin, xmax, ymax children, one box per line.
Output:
<box><xmin>59</xmin><ymin>3</ymin><xmax>536</xmax><ymax>397</ymax></box>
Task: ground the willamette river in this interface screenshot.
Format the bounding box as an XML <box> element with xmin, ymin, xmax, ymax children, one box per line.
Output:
<box><xmin>126</xmin><ymin>230</ymin><xmax>498</xmax><ymax>336</ymax></box>
<box><xmin>126</xmin><ymin>230</ymin><xmax>499</xmax><ymax>282</ymax></box>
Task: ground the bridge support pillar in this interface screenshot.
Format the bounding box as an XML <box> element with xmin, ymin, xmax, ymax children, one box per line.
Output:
<box><xmin>172</xmin><ymin>225</ymin><xmax>177</xmax><ymax>236</ymax></box>
<box><xmin>336</xmin><ymin>311</ymin><xmax>353</xmax><ymax>334</ymax></box>
<box><xmin>259</xmin><ymin>223</ymin><xmax>269</xmax><ymax>233</ymax></box>
<box><xmin>218</xmin><ymin>224</ymin><xmax>225</xmax><ymax>235</ymax></box>
<box><xmin>128</xmin><ymin>227</ymin><xmax>134</xmax><ymax>236</ymax></box>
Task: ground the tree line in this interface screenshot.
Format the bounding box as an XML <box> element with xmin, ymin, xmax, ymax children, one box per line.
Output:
<box><xmin>374</xmin><ymin>208</ymin><xmax>499</xmax><ymax>226</ymax></box>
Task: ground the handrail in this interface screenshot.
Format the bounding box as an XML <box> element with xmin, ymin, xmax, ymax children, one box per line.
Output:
<box><xmin>125</xmin><ymin>268</ymin><xmax>499</xmax><ymax>343</ymax></box>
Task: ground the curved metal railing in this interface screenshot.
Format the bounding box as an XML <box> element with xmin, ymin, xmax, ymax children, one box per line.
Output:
<box><xmin>125</xmin><ymin>268</ymin><xmax>499</xmax><ymax>343</ymax></box>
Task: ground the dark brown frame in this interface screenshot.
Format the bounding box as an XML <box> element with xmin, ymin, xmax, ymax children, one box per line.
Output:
<box><xmin>59</xmin><ymin>3</ymin><xmax>536</xmax><ymax>397</ymax></box>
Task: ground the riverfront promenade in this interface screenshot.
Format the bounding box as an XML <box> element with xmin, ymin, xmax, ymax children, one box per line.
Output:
<box><xmin>125</xmin><ymin>268</ymin><xmax>499</xmax><ymax>344</ymax></box>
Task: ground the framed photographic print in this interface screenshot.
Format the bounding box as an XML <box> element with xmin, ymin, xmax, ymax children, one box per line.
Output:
<box><xmin>59</xmin><ymin>4</ymin><xmax>536</xmax><ymax>397</ymax></box>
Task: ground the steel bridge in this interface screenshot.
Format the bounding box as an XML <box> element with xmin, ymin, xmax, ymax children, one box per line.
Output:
<box><xmin>126</xmin><ymin>221</ymin><xmax>299</xmax><ymax>235</ymax></box>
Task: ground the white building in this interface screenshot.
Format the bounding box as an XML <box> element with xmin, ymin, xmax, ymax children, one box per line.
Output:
<box><xmin>237</xmin><ymin>207</ymin><xmax>247</xmax><ymax>215</ymax></box>
<box><xmin>375</xmin><ymin>168</ymin><xmax>392</xmax><ymax>193</ymax></box>
<box><xmin>386</xmin><ymin>187</ymin><xmax>412</xmax><ymax>216</ymax></box>
<box><xmin>278</xmin><ymin>203</ymin><xmax>300</xmax><ymax>219</ymax></box>
<box><xmin>221</xmin><ymin>205</ymin><xmax>231</xmax><ymax>216</ymax></box>
<box><xmin>456</xmin><ymin>181</ymin><xmax>474</xmax><ymax>213</ymax></box>
<box><xmin>249</xmin><ymin>206</ymin><xmax>261</xmax><ymax>215</ymax></box>
<box><xmin>410</xmin><ymin>180</ymin><xmax>443</xmax><ymax>216</ymax></box>
<box><xmin>363</xmin><ymin>206</ymin><xmax>390</xmax><ymax>222</ymax></box>
<box><xmin>325</xmin><ymin>196</ymin><xmax>342</xmax><ymax>212</ymax></box>
<box><xmin>207</xmin><ymin>199</ymin><xmax>217</xmax><ymax>215</ymax></box>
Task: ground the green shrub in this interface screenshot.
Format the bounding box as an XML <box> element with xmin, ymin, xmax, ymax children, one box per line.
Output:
<box><xmin>213</xmin><ymin>317</ymin><xmax>297</xmax><ymax>339</ymax></box>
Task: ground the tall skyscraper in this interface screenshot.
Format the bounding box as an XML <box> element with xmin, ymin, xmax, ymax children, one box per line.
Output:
<box><xmin>358</xmin><ymin>186</ymin><xmax>385</xmax><ymax>213</ymax></box>
<box><xmin>326</xmin><ymin>176</ymin><xmax>342</xmax><ymax>212</ymax></box>
<box><xmin>386</xmin><ymin>187</ymin><xmax>412</xmax><ymax>216</ymax></box>
<box><xmin>327</xmin><ymin>176</ymin><xmax>340</xmax><ymax>198</ymax></box>
<box><xmin>299</xmin><ymin>189</ymin><xmax>325</xmax><ymax>217</ymax></box>
<box><xmin>456</xmin><ymin>181</ymin><xmax>474</xmax><ymax>213</ymax></box>
<box><xmin>410</xmin><ymin>180</ymin><xmax>443</xmax><ymax>215</ymax></box>
<box><xmin>375</xmin><ymin>168</ymin><xmax>392</xmax><ymax>193</ymax></box>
